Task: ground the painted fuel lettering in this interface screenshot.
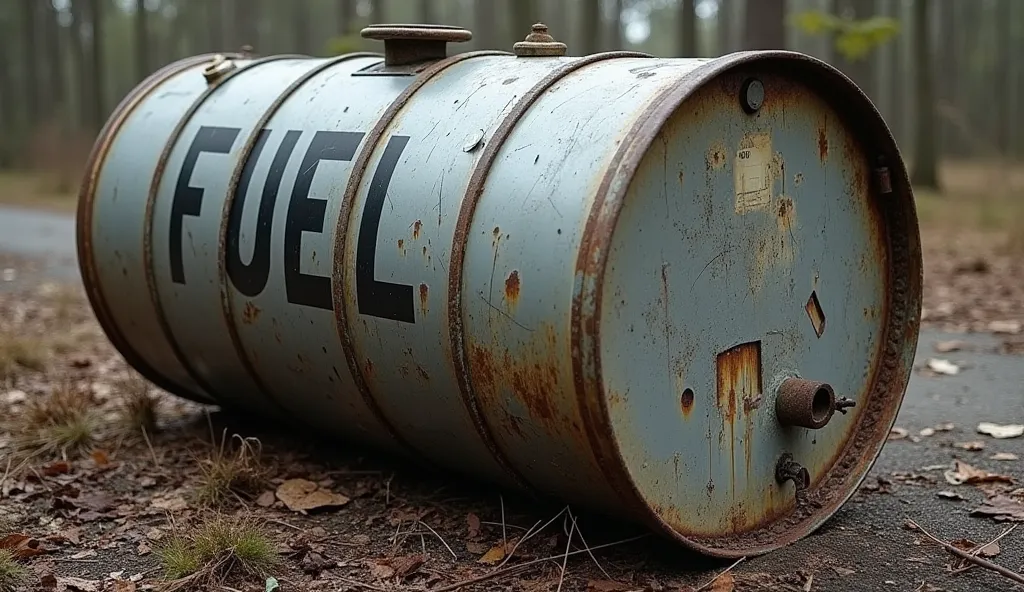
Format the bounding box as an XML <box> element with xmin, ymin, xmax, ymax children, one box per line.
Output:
<box><xmin>169</xmin><ymin>125</ymin><xmax>415</xmax><ymax>323</ymax></box>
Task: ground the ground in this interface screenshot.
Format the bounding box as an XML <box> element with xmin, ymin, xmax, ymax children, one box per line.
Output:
<box><xmin>0</xmin><ymin>161</ymin><xmax>1022</xmax><ymax>592</ymax></box>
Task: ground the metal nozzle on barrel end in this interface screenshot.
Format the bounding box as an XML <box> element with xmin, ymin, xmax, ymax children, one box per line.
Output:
<box><xmin>776</xmin><ymin>378</ymin><xmax>836</xmax><ymax>429</ymax></box>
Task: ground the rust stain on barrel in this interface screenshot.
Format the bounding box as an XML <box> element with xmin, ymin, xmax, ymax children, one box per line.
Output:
<box><xmin>397</xmin><ymin>239</ymin><xmax>405</xmax><ymax>255</ymax></box>
<box><xmin>418</xmin><ymin>283</ymin><xmax>429</xmax><ymax>316</ymax></box>
<box><xmin>241</xmin><ymin>301</ymin><xmax>261</xmax><ymax>324</ymax></box>
<box><xmin>817</xmin><ymin>124</ymin><xmax>828</xmax><ymax>162</ymax></box>
<box><xmin>716</xmin><ymin>341</ymin><xmax>762</xmax><ymax>501</ymax></box>
<box><xmin>413</xmin><ymin>219</ymin><xmax>422</xmax><ymax>240</ymax></box>
<box><xmin>504</xmin><ymin>270</ymin><xmax>520</xmax><ymax>307</ymax></box>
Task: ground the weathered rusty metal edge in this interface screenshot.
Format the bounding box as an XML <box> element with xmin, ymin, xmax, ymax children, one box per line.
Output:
<box><xmin>76</xmin><ymin>53</ymin><xmax>225</xmax><ymax>404</ymax></box>
<box><xmin>448</xmin><ymin>51</ymin><xmax>653</xmax><ymax>495</ymax></box>
<box><xmin>216</xmin><ymin>52</ymin><xmax>384</xmax><ymax>420</ymax></box>
<box><xmin>141</xmin><ymin>54</ymin><xmax>307</xmax><ymax>410</ymax></box>
<box><xmin>572</xmin><ymin>50</ymin><xmax>922</xmax><ymax>557</ymax></box>
<box><xmin>331</xmin><ymin>50</ymin><xmax>512</xmax><ymax>463</ymax></box>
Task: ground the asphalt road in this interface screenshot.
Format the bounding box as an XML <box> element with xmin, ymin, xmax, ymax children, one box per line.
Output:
<box><xmin>1</xmin><ymin>205</ymin><xmax>1021</xmax><ymax>591</ymax></box>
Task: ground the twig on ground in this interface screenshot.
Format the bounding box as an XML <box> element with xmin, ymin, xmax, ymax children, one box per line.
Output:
<box><xmin>693</xmin><ymin>557</ymin><xmax>747</xmax><ymax>592</ymax></box>
<box><xmin>267</xmin><ymin>518</ymin><xmax>302</xmax><ymax>532</ymax></box>
<box><xmin>333</xmin><ymin>576</ymin><xmax>387</xmax><ymax>592</ymax></box>
<box><xmin>951</xmin><ymin>524</ymin><xmax>1018</xmax><ymax>574</ymax></box>
<box><xmin>566</xmin><ymin>507</ymin><xmax>612</xmax><ymax>580</ymax></box>
<box><xmin>495</xmin><ymin>506</ymin><xmax>568</xmax><ymax>569</ymax></box>
<box><xmin>419</xmin><ymin>520</ymin><xmax>458</xmax><ymax>559</ymax></box>
<box><xmin>556</xmin><ymin>514</ymin><xmax>578</xmax><ymax>592</ymax></box>
<box><xmin>433</xmin><ymin>533</ymin><xmax>649</xmax><ymax>592</ymax></box>
<box><xmin>907</xmin><ymin>519</ymin><xmax>1024</xmax><ymax>586</ymax></box>
<box><xmin>500</xmin><ymin>494</ymin><xmax>507</xmax><ymax>550</ymax></box>
<box><xmin>142</xmin><ymin>427</ymin><xmax>160</xmax><ymax>467</ymax></box>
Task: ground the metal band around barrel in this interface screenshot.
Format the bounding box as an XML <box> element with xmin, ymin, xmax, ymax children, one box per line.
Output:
<box><xmin>77</xmin><ymin>53</ymin><xmax>225</xmax><ymax>404</ymax></box>
<box><xmin>217</xmin><ymin>52</ymin><xmax>384</xmax><ymax>421</ymax></box>
<box><xmin>142</xmin><ymin>54</ymin><xmax>307</xmax><ymax>410</ymax></box>
<box><xmin>447</xmin><ymin>51</ymin><xmax>653</xmax><ymax>495</ymax></box>
<box><xmin>331</xmin><ymin>51</ymin><xmax>512</xmax><ymax>464</ymax></box>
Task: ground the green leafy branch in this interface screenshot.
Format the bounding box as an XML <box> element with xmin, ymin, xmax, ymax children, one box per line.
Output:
<box><xmin>791</xmin><ymin>10</ymin><xmax>900</xmax><ymax>61</ymax></box>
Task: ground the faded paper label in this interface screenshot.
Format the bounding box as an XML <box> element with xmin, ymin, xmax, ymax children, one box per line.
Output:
<box><xmin>734</xmin><ymin>132</ymin><xmax>773</xmax><ymax>214</ymax></box>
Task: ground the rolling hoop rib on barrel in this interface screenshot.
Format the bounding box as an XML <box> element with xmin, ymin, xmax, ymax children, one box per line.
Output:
<box><xmin>216</xmin><ymin>52</ymin><xmax>384</xmax><ymax>421</ymax></box>
<box><xmin>77</xmin><ymin>54</ymin><xmax>228</xmax><ymax>404</ymax></box>
<box><xmin>447</xmin><ymin>51</ymin><xmax>653</xmax><ymax>495</ymax></box>
<box><xmin>142</xmin><ymin>55</ymin><xmax>307</xmax><ymax>412</ymax></box>
<box><xmin>332</xmin><ymin>50</ymin><xmax>514</xmax><ymax>466</ymax></box>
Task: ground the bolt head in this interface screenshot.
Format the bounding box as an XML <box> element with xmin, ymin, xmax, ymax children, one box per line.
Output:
<box><xmin>741</xmin><ymin>78</ymin><xmax>765</xmax><ymax>113</ymax></box>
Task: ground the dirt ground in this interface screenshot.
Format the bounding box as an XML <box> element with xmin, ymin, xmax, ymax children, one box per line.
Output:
<box><xmin>1</xmin><ymin>163</ymin><xmax>1023</xmax><ymax>591</ymax></box>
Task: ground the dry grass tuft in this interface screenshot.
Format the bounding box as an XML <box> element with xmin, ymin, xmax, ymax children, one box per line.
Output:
<box><xmin>9</xmin><ymin>381</ymin><xmax>99</xmax><ymax>462</ymax></box>
<box><xmin>0</xmin><ymin>334</ymin><xmax>46</xmax><ymax>381</ymax></box>
<box><xmin>156</xmin><ymin>513</ymin><xmax>279</xmax><ymax>590</ymax></box>
<box><xmin>115</xmin><ymin>372</ymin><xmax>159</xmax><ymax>440</ymax></box>
<box><xmin>0</xmin><ymin>550</ymin><xmax>29</xmax><ymax>592</ymax></box>
<box><xmin>195</xmin><ymin>430</ymin><xmax>269</xmax><ymax>508</ymax></box>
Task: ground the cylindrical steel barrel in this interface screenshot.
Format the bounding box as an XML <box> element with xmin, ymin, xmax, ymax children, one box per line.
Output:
<box><xmin>75</xmin><ymin>23</ymin><xmax>922</xmax><ymax>557</ymax></box>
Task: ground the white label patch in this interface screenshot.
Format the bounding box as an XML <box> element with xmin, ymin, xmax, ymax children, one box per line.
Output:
<box><xmin>734</xmin><ymin>133</ymin><xmax>773</xmax><ymax>214</ymax></box>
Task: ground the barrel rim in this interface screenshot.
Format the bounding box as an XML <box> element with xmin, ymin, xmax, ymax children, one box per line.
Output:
<box><xmin>572</xmin><ymin>50</ymin><xmax>922</xmax><ymax>557</ymax></box>
<box><xmin>215</xmin><ymin>52</ymin><xmax>385</xmax><ymax>426</ymax></box>
<box><xmin>446</xmin><ymin>51</ymin><xmax>654</xmax><ymax>495</ymax></box>
<box><xmin>141</xmin><ymin>54</ymin><xmax>309</xmax><ymax>413</ymax></box>
<box><xmin>331</xmin><ymin>50</ymin><xmax>515</xmax><ymax>467</ymax></box>
<box><xmin>76</xmin><ymin>53</ymin><xmax>228</xmax><ymax>405</ymax></box>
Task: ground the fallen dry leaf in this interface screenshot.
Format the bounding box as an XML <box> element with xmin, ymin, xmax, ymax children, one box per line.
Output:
<box><xmin>111</xmin><ymin>581</ymin><xmax>136</xmax><ymax>592</ymax></box>
<box><xmin>390</xmin><ymin>554</ymin><xmax>426</xmax><ymax>580</ymax></box>
<box><xmin>137</xmin><ymin>541</ymin><xmax>151</xmax><ymax>556</ymax></box>
<box><xmin>954</xmin><ymin>441</ymin><xmax>985</xmax><ymax>451</ymax></box>
<box><xmin>970</xmin><ymin>496</ymin><xmax>1024</xmax><ymax>522</ymax></box>
<box><xmin>709</xmin><ymin>572</ymin><xmax>734</xmax><ymax>592</ymax></box>
<box><xmin>149</xmin><ymin>495</ymin><xmax>188</xmax><ymax>512</ymax></box>
<box><xmin>889</xmin><ymin>427</ymin><xmax>909</xmax><ymax>440</ymax></box>
<box><xmin>145</xmin><ymin>527</ymin><xmax>163</xmax><ymax>541</ymax></box>
<box><xmin>256</xmin><ymin>491</ymin><xmax>276</xmax><ymax>507</ymax></box>
<box><xmin>70</xmin><ymin>549</ymin><xmax>96</xmax><ymax>559</ymax></box>
<box><xmin>934</xmin><ymin>422</ymin><xmax>955</xmax><ymax>432</ymax></box>
<box><xmin>989</xmin><ymin>320</ymin><xmax>1022</xmax><ymax>335</ymax></box>
<box><xmin>944</xmin><ymin>460</ymin><xmax>1013</xmax><ymax>485</ymax></box>
<box><xmin>0</xmin><ymin>533</ymin><xmax>50</xmax><ymax>559</ymax></box>
<box><xmin>42</xmin><ymin>461</ymin><xmax>71</xmax><ymax>476</ymax></box>
<box><xmin>919</xmin><ymin>427</ymin><xmax>936</xmax><ymax>437</ymax></box>
<box><xmin>831</xmin><ymin>566</ymin><xmax>856</xmax><ymax>576</ymax></box>
<box><xmin>990</xmin><ymin>452</ymin><xmax>1019</xmax><ymax>461</ymax></box>
<box><xmin>276</xmin><ymin>478</ymin><xmax>350</xmax><ymax>513</ymax></box>
<box><xmin>56</xmin><ymin>492</ymin><xmax>115</xmax><ymax>513</ymax></box>
<box><xmin>977</xmin><ymin>422</ymin><xmax>1024</xmax><ymax>439</ymax></box>
<box><xmin>58</xmin><ymin>577</ymin><xmax>100</xmax><ymax>592</ymax></box>
<box><xmin>91</xmin><ymin>450</ymin><xmax>109</xmax><ymax>467</ymax></box>
<box><xmin>466</xmin><ymin>512</ymin><xmax>481</xmax><ymax>540</ymax></box>
<box><xmin>934</xmin><ymin>340</ymin><xmax>966</xmax><ymax>353</ymax></box>
<box><xmin>936</xmin><ymin>490</ymin><xmax>966</xmax><ymax>501</ymax></box>
<box><xmin>477</xmin><ymin>539</ymin><xmax>518</xmax><ymax>565</ymax></box>
<box><xmin>926</xmin><ymin>358</ymin><xmax>960</xmax><ymax>375</ymax></box>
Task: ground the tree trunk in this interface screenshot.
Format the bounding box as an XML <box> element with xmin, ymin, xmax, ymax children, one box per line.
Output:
<box><xmin>207</xmin><ymin>0</ymin><xmax>224</xmax><ymax>51</ymax></box>
<box><xmin>743</xmin><ymin>0</ymin><xmax>786</xmax><ymax>50</ymax></box>
<box><xmin>717</xmin><ymin>0</ymin><xmax>730</xmax><ymax>54</ymax></box>
<box><xmin>134</xmin><ymin>0</ymin><xmax>149</xmax><ymax>82</ymax></box>
<box><xmin>474</xmin><ymin>0</ymin><xmax>496</xmax><ymax>49</ymax></box>
<box><xmin>910</xmin><ymin>0</ymin><xmax>938</xmax><ymax>189</ymax></box>
<box><xmin>293</xmin><ymin>0</ymin><xmax>311</xmax><ymax>54</ymax></box>
<box><xmin>88</xmin><ymin>0</ymin><xmax>105</xmax><ymax>130</ymax></box>
<box><xmin>0</xmin><ymin>16</ymin><xmax>13</xmax><ymax>166</ymax></box>
<box><xmin>510</xmin><ymin>0</ymin><xmax>536</xmax><ymax>43</ymax></box>
<box><xmin>995</xmin><ymin>0</ymin><xmax>1012</xmax><ymax>156</ymax></box>
<box><xmin>21</xmin><ymin>0</ymin><xmax>39</xmax><ymax>128</ymax></box>
<box><xmin>69</xmin><ymin>0</ymin><xmax>91</xmax><ymax>132</ymax></box>
<box><xmin>679</xmin><ymin>0</ymin><xmax>697</xmax><ymax>56</ymax></box>
<box><xmin>238</xmin><ymin>0</ymin><xmax>260</xmax><ymax>50</ymax></box>
<box><xmin>545</xmin><ymin>0</ymin><xmax>570</xmax><ymax>46</ymax></box>
<box><xmin>337</xmin><ymin>0</ymin><xmax>355</xmax><ymax>36</ymax></box>
<box><xmin>43</xmin><ymin>0</ymin><xmax>64</xmax><ymax>119</ymax></box>
<box><xmin>936</xmin><ymin>0</ymin><xmax>955</xmax><ymax>158</ymax></box>
<box><xmin>580</xmin><ymin>0</ymin><xmax>601</xmax><ymax>55</ymax></box>
<box><xmin>419</xmin><ymin>0</ymin><xmax>435</xmax><ymax>23</ymax></box>
<box><xmin>607</xmin><ymin>0</ymin><xmax>623</xmax><ymax>50</ymax></box>
<box><xmin>371</xmin><ymin>0</ymin><xmax>385</xmax><ymax>24</ymax></box>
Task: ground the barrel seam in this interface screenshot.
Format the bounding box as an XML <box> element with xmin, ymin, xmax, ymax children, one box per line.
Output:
<box><xmin>142</xmin><ymin>55</ymin><xmax>306</xmax><ymax>410</ymax></box>
<box><xmin>448</xmin><ymin>51</ymin><xmax>653</xmax><ymax>495</ymax></box>
<box><xmin>217</xmin><ymin>52</ymin><xmax>384</xmax><ymax>421</ymax></box>
<box><xmin>331</xmin><ymin>51</ymin><xmax>512</xmax><ymax>463</ymax></box>
<box><xmin>77</xmin><ymin>53</ymin><xmax>226</xmax><ymax>403</ymax></box>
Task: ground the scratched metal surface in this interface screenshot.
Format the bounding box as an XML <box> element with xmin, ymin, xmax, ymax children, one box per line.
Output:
<box><xmin>226</xmin><ymin>55</ymin><xmax>408</xmax><ymax>451</ymax></box>
<box><xmin>598</xmin><ymin>68</ymin><xmax>897</xmax><ymax>549</ymax></box>
<box><xmin>339</xmin><ymin>55</ymin><xmax>569</xmax><ymax>487</ymax></box>
<box><xmin>89</xmin><ymin>59</ymin><xmax>255</xmax><ymax>401</ymax></box>
<box><xmin>148</xmin><ymin>58</ymin><xmax>324</xmax><ymax>417</ymax></box>
<box><xmin>460</xmin><ymin>57</ymin><xmax>713</xmax><ymax>509</ymax></box>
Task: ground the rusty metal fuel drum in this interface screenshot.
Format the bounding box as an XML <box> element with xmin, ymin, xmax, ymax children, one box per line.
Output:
<box><xmin>76</xmin><ymin>24</ymin><xmax>922</xmax><ymax>557</ymax></box>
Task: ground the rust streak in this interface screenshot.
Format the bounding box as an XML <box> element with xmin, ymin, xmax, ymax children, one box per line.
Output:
<box><xmin>716</xmin><ymin>341</ymin><xmax>762</xmax><ymax>513</ymax></box>
<box><xmin>817</xmin><ymin>122</ymin><xmax>828</xmax><ymax>163</ymax></box>
<box><xmin>413</xmin><ymin>219</ymin><xmax>422</xmax><ymax>240</ymax></box>
<box><xmin>504</xmin><ymin>270</ymin><xmax>520</xmax><ymax>307</ymax></box>
<box><xmin>418</xmin><ymin>283</ymin><xmax>429</xmax><ymax>316</ymax></box>
<box><xmin>415</xmin><ymin>365</ymin><xmax>430</xmax><ymax>382</ymax></box>
<box><xmin>241</xmin><ymin>301</ymin><xmax>261</xmax><ymax>324</ymax></box>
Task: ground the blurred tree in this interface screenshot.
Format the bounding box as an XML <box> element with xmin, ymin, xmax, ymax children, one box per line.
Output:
<box><xmin>87</xmin><ymin>0</ymin><xmax>105</xmax><ymax>131</ymax></box>
<box><xmin>206</xmin><ymin>0</ymin><xmax>224</xmax><ymax>51</ymax></box>
<box><xmin>995</xmin><ymin>0</ymin><xmax>1012</xmax><ymax>156</ymax></box>
<box><xmin>294</xmin><ymin>0</ymin><xmax>311</xmax><ymax>54</ymax></box>
<box><xmin>790</xmin><ymin>4</ymin><xmax>897</xmax><ymax>66</ymax></box>
<box><xmin>511</xmin><ymin>0</ymin><xmax>536</xmax><ymax>43</ymax></box>
<box><xmin>474</xmin><ymin>0</ymin><xmax>496</xmax><ymax>49</ymax></box>
<box><xmin>69</xmin><ymin>0</ymin><xmax>91</xmax><ymax>130</ymax></box>
<box><xmin>910</xmin><ymin>0</ymin><xmax>938</xmax><ymax>189</ymax></box>
<box><xmin>608</xmin><ymin>0</ymin><xmax>623</xmax><ymax>50</ymax></box>
<box><xmin>580</xmin><ymin>0</ymin><xmax>600</xmax><ymax>55</ymax></box>
<box><xmin>337</xmin><ymin>0</ymin><xmax>355</xmax><ymax>35</ymax></box>
<box><xmin>42</xmin><ymin>0</ymin><xmax>63</xmax><ymax>119</ymax></box>
<box><xmin>238</xmin><ymin>0</ymin><xmax>260</xmax><ymax>49</ymax></box>
<box><xmin>21</xmin><ymin>0</ymin><xmax>38</xmax><ymax>128</ymax></box>
<box><xmin>679</xmin><ymin>0</ymin><xmax>697</xmax><ymax>56</ymax></box>
<box><xmin>420</xmin><ymin>0</ymin><xmax>435</xmax><ymax>23</ymax></box>
<box><xmin>134</xmin><ymin>0</ymin><xmax>149</xmax><ymax>82</ymax></box>
<box><xmin>371</xmin><ymin>0</ymin><xmax>386</xmax><ymax>23</ymax></box>
<box><xmin>744</xmin><ymin>0</ymin><xmax>786</xmax><ymax>49</ymax></box>
<box><xmin>717</xmin><ymin>0</ymin><xmax>731</xmax><ymax>54</ymax></box>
